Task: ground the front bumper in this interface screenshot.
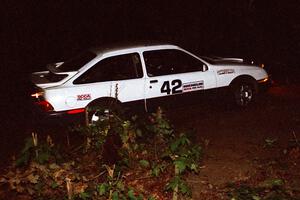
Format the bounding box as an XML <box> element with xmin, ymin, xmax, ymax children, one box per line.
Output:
<box><xmin>257</xmin><ymin>76</ymin><xmax>272</xmax><ymax>92</ymax></box>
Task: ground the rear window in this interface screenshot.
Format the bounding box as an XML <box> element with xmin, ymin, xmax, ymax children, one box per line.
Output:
<box><xmin>45</xmin><ymin>72</ymin><xmax>68</xmax><ymax>82</ymax></box>
<box><xmin>57</xmin><ymin>51</ymin><xmax>96</xmax><ymax>72</ymax></box>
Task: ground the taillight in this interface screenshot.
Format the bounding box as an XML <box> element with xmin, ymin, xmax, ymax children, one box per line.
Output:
<box><xmin>36</xmin><ymin>100</ymin><xmax>54</xmax><ymax>112</ymax></box>
<box><xmin>31</xmin><ymin>89</ymin><xmax>53</xmax><ymax>112</ymax></box>
<box><xmin>31</xmin><ymin>92</ymin><xmax>43</xmax><ymax>99</ymax></box>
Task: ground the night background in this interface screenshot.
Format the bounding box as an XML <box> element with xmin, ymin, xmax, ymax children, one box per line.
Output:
<box><xmin>2</xmin><ymin>0</ymin><xmax>300</xmax><ymax>126</ymax></box>
<box><xmin>1</xmin><ymin>0</ymin><xmax>300</xmax><ymax>198</ymax></box>
<box><xmin>1</xmin><ymin>0</ymin><xmax>300</xmax><ymax>160</ymax></box>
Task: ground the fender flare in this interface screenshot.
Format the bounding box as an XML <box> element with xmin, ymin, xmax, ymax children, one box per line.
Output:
<box><xmin>229</xmin><ymin>75</ymin><xmax>258</xmax><ymax>93</ymax></box>
<box><xmin>86</xmin><ymin>97</ymin><xmax>121</xmax><ymax>108</ymax></box>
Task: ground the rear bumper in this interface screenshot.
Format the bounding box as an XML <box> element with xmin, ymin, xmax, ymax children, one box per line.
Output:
<box><xmin>31</xmin><ymin>102</ymin><xmax>85</xmax><ymax>125</ymax></box>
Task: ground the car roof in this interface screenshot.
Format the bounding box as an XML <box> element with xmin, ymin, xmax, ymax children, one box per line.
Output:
<box><xmin>90</xmin><ymin>41</ymin><xmax>179</xmax><ymax>55</ymax></box>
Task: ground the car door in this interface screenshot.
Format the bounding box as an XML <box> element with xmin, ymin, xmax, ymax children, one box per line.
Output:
<box><xmin>72</xmin><ymin>52</ymin><xmax>145</xmax><ymax>110</ymax></box>
<box><xmin>143</xmin><ymin>49</ymin><xmax>216</xmax><ymax>110</ymax></box>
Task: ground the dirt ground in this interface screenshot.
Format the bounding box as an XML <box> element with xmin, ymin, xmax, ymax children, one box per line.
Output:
<box><xmin>1</xmin><ymin>84</ymin><xmax>300</xmax><ymax>199</ymax></box>
<box><xmin>167</xmin><ymin>85</ymin><xmax>300</xmax><ymax>199</ymax></box>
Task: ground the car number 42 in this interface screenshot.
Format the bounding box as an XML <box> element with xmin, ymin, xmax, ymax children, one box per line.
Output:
<box><xmin>160</xmin><ymin>79</ymin><xmax>182</xmax><ymax>95</ymax></box>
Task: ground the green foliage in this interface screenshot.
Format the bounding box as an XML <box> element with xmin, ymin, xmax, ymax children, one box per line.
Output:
<box><xmin>16</xmin><ymin>136</ymin><xmax>61</xmax><ymax>166</ymax></box>
<box><xmin>166</xmin><ymin>176</ymin><xmax>191</xmax><ymax>196</ymax></box>
<box><xmin>151</xmin><ymin>162</ymin><xmax>166</xmax><ymax>177</ymax></box>
<box><xmin>11</xmin><ymin>107</ymin><xmax>202</xmax><ymax>199</ymax></box>
<box><xmin>163</xmin><ymin>133</ymin><xmax>202</xmax><ymax>174</ymax></box>
<box><xmin>145</xmin><ymin>107</ymin><xmax>174</xmax><ymax>139</ymax></box>
<box><xmin>78</xmin><ymin>191</ymin><xmax>91</xmax><ymax>200</ymax></box>
<box><xmin>15</xmin><ymin>138</ymin><xmax>33</xmax><ymax>166</ymax></box>
<box><xmin>227</xmin><ymin>179</ymin><xmax>298</xmax><ymax>200</ymax></box>
<box><xmin>96</xmin><ymin>164</ymin><xmax>147</xmax><ymax>199</ymax></box>
<box><xmin>139</xmin><ymin>159</ymin><xmax>150</xmax><ymax>168</ymax></box>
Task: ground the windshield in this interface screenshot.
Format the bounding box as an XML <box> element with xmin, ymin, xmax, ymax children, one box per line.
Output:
<box><xmin>57</xmin><ymin>51</ymin><xmax>97</xmax><ymax>72</ymax></box>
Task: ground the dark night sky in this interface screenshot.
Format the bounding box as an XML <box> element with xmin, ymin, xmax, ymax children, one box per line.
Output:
<box><xmin>0</xmin><ymin>0</ymin><xmax>300</xmax><ymax>141</ymax></box>
<box><xmin>1</xmin><ymin>0</ymin><xmax>300</xmax><ymax>91</ymax></box>
<box><xmin>1</xmin><ymin>0</ymin><xmax>300</xmax><ymax>175</ymax></box>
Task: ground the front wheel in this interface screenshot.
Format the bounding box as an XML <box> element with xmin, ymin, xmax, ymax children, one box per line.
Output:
<box><xmin>233</xmin><ymin>81</ymin><xmax>257</xmax><ymax>107</ymax></box>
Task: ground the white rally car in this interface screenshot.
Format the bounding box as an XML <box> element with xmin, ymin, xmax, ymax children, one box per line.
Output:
<box><xmin>31</xmin><ymin>43</ymin><xmax>270</xmax><ymax>122</ymax></box>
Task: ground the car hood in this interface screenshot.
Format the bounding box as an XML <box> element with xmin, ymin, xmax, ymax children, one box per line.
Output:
<box><xmin>212</xmin><ymin>57</ymin><xmax>244</xmax><ymax>63</ymax></box>
<box><xmin>201</xmin><ymin>56</ymin><xmax>256</xmax><ymax>65</ymax></box>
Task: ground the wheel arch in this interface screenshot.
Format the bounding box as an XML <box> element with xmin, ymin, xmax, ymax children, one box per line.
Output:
<box><xmin>86</xmin><ymin>97</ymin><xmax>122</xmax><ymax>108</ymax></box>
<box><xmin>230</xmin><ymin>75</ymin><xmax>258</xmax><ymax>93</ymax></box>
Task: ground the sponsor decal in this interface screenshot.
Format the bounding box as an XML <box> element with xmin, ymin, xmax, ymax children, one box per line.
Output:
<box><xmin>183</xmin><ymin>81</ymin><xmax>204</xmax><ymax>92</ymax></box>
<box><xmin>217</xmin><ymin>69</ymin><xmax>235</xmax><ymax>75</ymax></box>
<box><xmin>77</xmin><ymin>94</ymin><xmax>91</xmax><ymax>101</ymax></box>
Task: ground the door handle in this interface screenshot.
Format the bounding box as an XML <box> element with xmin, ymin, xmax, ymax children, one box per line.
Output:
<box><xmin>150</xmin><ymin>80</ymin><xmax>158</xmax><ymax>84</ymax></box>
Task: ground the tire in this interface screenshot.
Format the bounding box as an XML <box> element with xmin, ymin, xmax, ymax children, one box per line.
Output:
<box><xmin>232</xmin><ymin>80</ymin><xmax>257</xmax><ymax>107</ymax></box>
<box><xmin>86</xmin><ymin>98</ymin><xmax>121</xmax><ymax>125</ymax></box>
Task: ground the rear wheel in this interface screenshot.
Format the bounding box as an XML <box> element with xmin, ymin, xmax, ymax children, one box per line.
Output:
<box><xmin>86</xmin><ymin>98</ymin><xmax>121</xmax><ymax>125</ymax></box>
<box><xmin>233</xmin><ymin>80</ymin><xmax>257</xmax><ymax>107</ymax></box>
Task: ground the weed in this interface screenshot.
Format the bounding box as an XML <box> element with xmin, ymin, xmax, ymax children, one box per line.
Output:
<box><xmin>263</xmin><ymin>138</ymin><xmax>278</xmax><ymax>148</ymax></box>
<box><xmin>6</xmin><ymin>108</ymin><xmax>202</xmax><ymax>199</ymax></box>
<box><xmin>16</xmin><ymin>134</ymin><xmax>61</xmax><ymax>166</ymax></box>
<box><xmin>227</xmin><ymin>179</ymin><xmax>299</xmax><ymax>200</ymax></box>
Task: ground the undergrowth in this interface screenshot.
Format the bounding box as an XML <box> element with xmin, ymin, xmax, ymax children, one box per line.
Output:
<box><xmin>0</xmin><ymin>107</ymin><xmax>202</xmax><ymax>199</ymax></box>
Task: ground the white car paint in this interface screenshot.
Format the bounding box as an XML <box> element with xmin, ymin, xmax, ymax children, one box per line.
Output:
<box><xmin>31</xmin><ymin>43</ymin><xmax>269</xmax><ymax>113</ymax></box>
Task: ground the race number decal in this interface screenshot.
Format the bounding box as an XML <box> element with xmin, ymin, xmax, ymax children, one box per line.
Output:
<box><xmin>160</xmin><ymin>79</ymin><xmax>182</xmax><ymax>95</ymax></box>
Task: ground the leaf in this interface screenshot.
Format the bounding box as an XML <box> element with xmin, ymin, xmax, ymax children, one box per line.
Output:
<box><xmin>27</xmin><ymin>174</ymin><xmax>39</xmax><ymax>184</ymax></box>
<box><xmin>8</xmin><ymin>177</ymin><xmax>21</xmax><ymax>190</ymax></box>
<box><xmin>174</xmin><ymin>159</ymin><xmax>187</xmax><ymax>174</ymax></box>
<box><xmin>79</xmin><ymin>192</ymin><xmax>91</xmax><ymax>200</ymax></box>
<box><xmin>37</xmin><ymin>151</ymin><xmax>50</xmax><ymax>164</ymax></box>
<box><xmin>73</xmin><ymin>182</ymin><xmax>89</xmax><ymax>195</ymax></box>
<box><xmin>15</xmin><ymin>151</ymin><xmax>30</xmax><ymax>166</ymax></box>
<box><xmin>49</xmin><ymin>163</ymin><xmax>60</xmax><ymax>170</ymax></box>
<box><xmin>170</xmin><ymin>135</ymin><xmax>190</xmax><ymax>152</ymax></box>
<box><xmin>116</xmin><ymin>181</ymin><xmax>125</xmax><ymax>191</ymax></box>
<box><xmin>165</xmin><ymin>176</ymin><xmax>180</xmax><ymax>191</ymax></box>
<box><xmin>136</xmin><ymin>129</ymin><xmax>142</xmax><ymax>137</ymax></box>
<box><xmin>0</xmin><ymin>177</ymin><xmax>6</xmax><ymax>183</ymax></box>
<box><xmin>16</xmin><ymin>184</ymin><xmax>25</xmax><ymax>193</ymax></box>
<box><xmin>148</xmin><ymin>196</ymin><xmax>156</xmax><ymax>200</ymax></box>
<box><xmin>139</xmin><ymin>160</ymin><xmax>150</xmax><ymax>168</ymax></box>
<box><xmin>190</xmin><ymin>163</ymin><xmax>198</xmax><ymax>172</ymax></box>
<box><xmin>260</xmin><ymin>178</ymin><xmax>284</xmax><ymax>188</ymax></box>
<box><xmin>26</xmin><ymin>187</ymin><xmax>35</xmax><ymax>195</ymax></box>
<box><xmin>128</xmin><ymin>189</ymin><xmax>137</xmax><ymax>200</ymax></box>
<box><xmin>179</xmin><ymin>180</ymin><xmax>191</xmax><ymax>196</ymax></box>
<box><xmin>97</xmin><ymin>183</ymin><xmax>108</xmax><ymax>196</ymax></box>
<box><xmin>252</xmin><ymin>195</ymin><xmax>261</xmax><ymax>200</ymax></box>
<box><xmin>112</xmin><ymin>191</ymin><xmax>119</xmax><ymax>200</ymax></box>
<box><xmin>170</xmin><ymin>140</ymin><xmax>180</xmax><ymax>152</ymax></box>
<box><xmin>21</xmin><ymin>138</ymin><xmax>34</xmax><ymax>154</ymax></box>
<box><xmin>152</xmin><ymin>166</ymin><xmax>160</xmax><ymax>177</ymax></box>
<box><xmin>51</xmin><ymin>181</ymin><xmax>59</xmax><ymax>189</ymax></box>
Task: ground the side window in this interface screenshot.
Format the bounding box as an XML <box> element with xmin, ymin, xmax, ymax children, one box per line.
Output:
<box><xmin>143</xmin><ymin>49</ymin><xmax>205</xmax><ymax>77</ymax></box>
<box><xmin>74</xmin><ymin>53</ymin><xmax>143</xmax><ymax>84</ymax></box>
